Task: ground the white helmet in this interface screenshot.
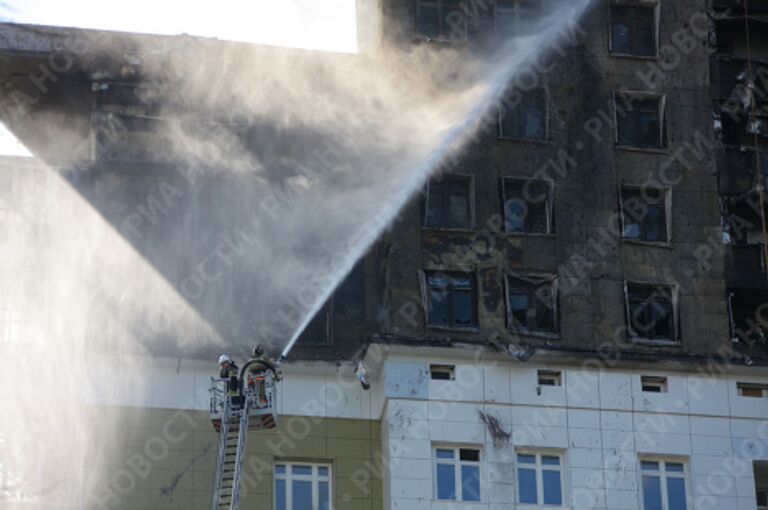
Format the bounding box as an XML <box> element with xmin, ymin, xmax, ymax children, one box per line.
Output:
<box><xmin>218</xmin><ymin>354</ymin><xmax>231</xmax><ymax>365</ymax></box>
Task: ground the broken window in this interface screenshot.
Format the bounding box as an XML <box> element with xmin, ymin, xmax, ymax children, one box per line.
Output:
<box><xmin>640</xmin><ymin>459</ymin><xmax>688</xmax><ymax>510</ymax></box>
<box><xmin>610</xmin><ymin>4</ymin><xmax>657</xmax><ymax>57</ymax></box>
<box><xmin>729</xmin><ymin>289</ymin><xmax>768</xmax><ymax>345</ymax></box>
<box><xmin>499</xmin><ymin>88</ymin><xmax>548</xmax><ymax>141</ymax></box>
<box><xmin>274</xmin><ymin>463</ymin><xmax>331</xmax><ymax>510</ymax></box>
<box><xmin>625</xmin><ymin>282</ymin><xmax>677</xmax><ymax>342</ymax></box>
<box><xmin>430</xmin><ymin>364</ymin><xmax>456</xmax><ymax>380</ymax></box>
<box><xmin>424</xmin><ymin>175</ymin><xmax>473</xmax><ymax>229</ymax></box>
<box><xmin>641</xmin><ymin>375</ymin><xmax>668</xmax><ymax>393</ymax></box>
<box><xmin>495</xmin><ymin>0</ymin><xmax>541</xmax><ymax>38</ymax></box>
<box><xmin>416</xmin><ymin>0</ymin><xmax>466</xmax><ymax>41</ymax></box>
<box><xmin>620</xmin><ymin>187</ymin><xmax>669</xmax><ymax>242</ymax></box>
<box><xmin>615</xmin><ymin>92</ymin><xmax>666</xmax><ymax>149</ymax></box>
<box><xmin>333</xmin><ymin>259</ymin><xmax>366</xmax><ymax>322</ymax></box>
<box><xmin>537</xmin><ymin>370</ymin><xmax>562</xmax><ymax>386</ymax></box>
<box><xmin>738</xmin><ymin>382</ymin><xmax>768</xmax><ymax>398</ymax></box>
<box><xmin>434</xmin><ymin>446</ymin><xmax>481</xmax><ymax>502</ymax></box>
<box><xmin>506</xmin><ymin>274</ymin><xmax>557</xmax><ymax>334</ymax></box>
<box><xmin>517</xmin><ymin>452</ymin><xmax>563</xmax><ymax>506</ymax></box>
<box><xmin>503</xmin><ymin>178</ymin><xmax>553</xmax><ymax>234</ymax></box>
<box><xmin>296</xmin><ymin>302</ymin><xmax>331</xmax><ymax>345</ymax></box>
<box><xmin>722</xmin><ymin>194</ymin><xmax>768</xmax><ymax>279</ymax></box>
<box><xmin>755</xmin><ymin>462</ymin><xmax>768</xmax><ymax>510</ymax></box>
<box><xmin>424</xmin><ymin>271</ymin><xmax>478</xmax><ymax>328</ymax></box>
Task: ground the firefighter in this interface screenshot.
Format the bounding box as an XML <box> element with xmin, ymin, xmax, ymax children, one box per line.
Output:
<box><xmin>245</xmin><ymin>345</ymin><xmax>279</xmax><ymax>407</ymax></box>
<box><xmin>218</xmin><ymin>354</ymin><xmax>241</xmax><ymax>408</ymax></box>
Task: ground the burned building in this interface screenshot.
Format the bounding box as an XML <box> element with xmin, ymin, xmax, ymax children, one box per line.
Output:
<box><xmin>2</xmin><ymin>1</ymin><xmax>768</xmax><ymax>510</ymax></box>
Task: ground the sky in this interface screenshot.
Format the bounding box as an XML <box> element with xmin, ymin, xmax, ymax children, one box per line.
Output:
<box><xmin>0</xmin><ymin>0</ymin><xmax>358</xmax><ymax>156</ymax></box>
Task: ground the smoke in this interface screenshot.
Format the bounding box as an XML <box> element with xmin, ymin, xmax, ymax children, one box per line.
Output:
<box><xmin>0</xmin><ymin>0</ymin><xmax>591</xmax><ymax>506</ymax></box>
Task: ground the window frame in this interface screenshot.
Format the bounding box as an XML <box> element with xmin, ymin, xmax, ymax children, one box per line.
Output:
<box><xmin>639</xmin><ymin>458</ymin><xmax>690</xmax><ymax>510</ymax></box>
<box><xmin>608</xmin><ymin>2</ymin><xmax>660</xmax><ymax>59</ymax></box>
<box><xmin>613</xmin><ymin>90</ymin><xmax>667</xmax><ymax>151</ymax></box>
<box><xmin>641</xmin><ymin>375</ymin><xmax>669</xmax><ymax>393</ymax></box>
<box><xmin>432</xmin><ymin>445</ymin><xmax>482</xmax><ymax>502</ymax></box>
<box><xmin>505</xmin><ymin>273</ymin><xmax>559</xmax><ymax>337</ymax></box>
<box><xmin>423</xmin><ymin>174</ymin><xmax>475</xmax><ymax>231</ymax></box>
<box><xmin>537</xmin><ymin>369</ymin><xmax>563</xmax><ymax>387</ymax></box>
<box><xmin>498</xmin><ymin>88</ymin><xmax>550</xmax><ymax>142</ymax></box>
<box><xmin>430</xmin><ymin>364</ymin><xmax>456</xmax><ymax>380</ymax></box>
<box><xmin>273</xmin><ymin>462</ymin><xmax>333</xmax><ymax>510</ymax></box>
<box><xmin>502</xmin><ymin>177</ymin><xmax>555</xmax><ymax>235</ymax></box>
<box><xmin>624</xmin><ymin>281</ymin><xmax>679</xmax><ymax>344</ymax></box>
<box><xmin>515</xmin><ymin>449</ymin><xmax>565</xmax><ymax>506</ymax></box>
<box><xmin>494</xmin><ymin>0</ymin><xmax>546</xmax><ymax>40</ymax></box>
<box><xmin>414</xmin><ymin>0</ymin><xmax>468</xmax><ymax>42</ymax></box>
<box><xmin>421</xmin><ymin>270</ymin><xmax>479</xmax><ymax>330</ymax></box>
<box><xmin>737</xmin><ymin>382</ymin><xmax>768</xmax><ymax>398</ymax></box>
<box><xmin>619</xmin><ymin>185</ymin><xmax>672</xmax><ymax>244</ymax></box>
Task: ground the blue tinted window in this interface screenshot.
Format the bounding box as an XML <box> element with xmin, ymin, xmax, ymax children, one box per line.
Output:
<box><xmin>641</xmin><ymin>461</ymin><xmax>659</xmax><ymax>471</ymax></box>
<box><xmin>518</xmin><ymin>454</ymin><xmax>536</xmax><ymax>464</ymax></box>
<box><xmin>642</xmin><ymin>474</ymin><xmax>662</xmax><ymax>510</ymax></box>
<box><xmin>519</xmin><ymin>467</ymin><xmax>537</xmax><ymax>504</ymax></box>
<box><xmin>319</xmin><ymin>481</ymin><xmax>330</xmax><ymax>510</ymax></box>
<box><xmin>292</xmin><ymin>465</ymin><xmax>312</xmax><ymax>476</ymax></box>
<box><xmin>436</xmin><ymin>449</ymin><xmax>455</xmax><ymax>459</ymax></box>
<box><xmin>293</xmin><ymin>480</ymin><xmax>312</xmax><ymax>509</ymax></box>
<box><xmin>543</xmin><ymin>470</ymin><xmax>562</xmax><ymax>505</ymax></box>
<box><xmin>275</xmin><ymin>465</ymin><xmax>286</xmax><ymax>474</ymax></box>
<box><xmin>318</xmin><ymin>466</ymin><xmax>329</xmax><ymax>477</ymax></box>
<box><xmin>667</xmin><ymin>477</ymin><xmax>687</xmax><ymax>510</ymax></box>
<box><xmin>666</xmin><ymin>463</ymin><xmax>684</xmax><ymax>473</ymax></box>
<box><xmin>437</xmin><ymin>463</ymin><xmax>456</xmax><ymax>500</ymax></box>
<box><xmin>275</xmin><ymin>479</ymin><xmax>286</xmax><ymax>510</ymax></box>
<box><xmin>461</xmin><ymin>465</ymin><xmax>480</xmax><ymax>501</ymax></box>
<box><xmin>542</xmin><ymin>456</ymin><xmax>560</xmax><ymax>466</ymax></box>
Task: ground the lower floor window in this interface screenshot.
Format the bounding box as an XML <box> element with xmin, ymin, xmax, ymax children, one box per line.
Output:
<box><xmin>434</xmin><ymin>446</ymin><xmax>481</xmax><ymax>501</ymax></box>
<box><xmin>517</xmin><ymin>452</ymin><xmax>563</xmax><ymax>506</ymax></box>
<box><xmin>641</xmin><ymin>459</ymin><xmax>687</xmax><ymax>510</ymax></box>
<box><xmin>274</xmin><ymin>463</ymin><xmax>331</xmax><ymax>510</ymax></box>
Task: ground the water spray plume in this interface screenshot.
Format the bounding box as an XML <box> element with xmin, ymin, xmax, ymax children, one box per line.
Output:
<box><xmin>0</xmin><ymin>0</ymin><xmax>592</xmax><ymax>505</ymax></box>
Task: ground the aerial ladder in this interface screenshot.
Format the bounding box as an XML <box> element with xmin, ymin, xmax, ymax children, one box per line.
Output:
<box><xmin>209</xmin><ymin>350</ymin><xmax>280</xmax><ymax>510</ymax></box>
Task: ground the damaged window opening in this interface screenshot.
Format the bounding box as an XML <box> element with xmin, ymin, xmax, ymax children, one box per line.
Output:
<box><xmin>625</xmin><ymin>282</ymin><xmax>677</xmax><ymax>342</ymax></box>
<box><xmin>274</xmin><ymin>463</ymin><xmax>331</xmax><ymax>510</ymax></box>
<box><xmin>416</xmin><ymin>0</ymin><xmax>466</xmax><ymax>41</ymax></box>
<box><xmin>297</xmin><ymin>302</ymin><xmax>332</xmax><ymax>346</ymax></box>
<box><xmin>424</xmin><ymin>271</ymin><xmax>478</xmax><ymax>328</ymax></box>
<box><xmin>495</xmin><ymin>0</ymin><xmax>542</xmax><ymax>39</ymax></box>
<box><xmin>499</xmin><ymin>88</ymin><xmax>548</xmax><ymax>141</ymax></box>
<box><xmin>610</xmin><ymin>4</ymin><xmax>657</xmax><ymax>57</ymax></box>
<box><xmin>506</xmin><ymin>275</ymin><xmax>557</xmax><ymax>334</ymax></box>
<box><xmin>430</xmin><ymin>364</ymin><xmax>456</xmax><ymax>380</ymax></box>
<box><xmin>517</xmin><ymin>451</ymin><xmax>563</xmax><ymax>506</ymax></box>
<box><xmin>503</xmin><ymin>178</ymin><xmax>553</xmax><ymax>234</ymax></box>
<box><xmin>620</xmin><ymin>186</ymin><xmax>670</xmax><ymax>243</ymax></box>
<box><xmin>722</xmin><ymin>194</ymin><xmax>768</xmax><ymax>279</ymax></box>
<box><xmin>434</xmin><ymin>446</ymin><xmax>481</xmax><ymax>502</ymax></box>
<box><xmin>737</xmin><ymin>382</ymin><xmax>768</xmax><ymax>398</ymax></box>
<box><xmin>728</xmin><ymin>289</ymin><xmax>768</xmax><ymax>345</ymax></box>
<box><xmin>641</xmin><ymin>375</ymin><xmax>668</xmax><ymax>393</ymax></box>
<box><xmin>615</xmin><ymin>92</ymin><xmax>666</xmax><ymax>149</ymax></box>
<box><xmin>537</xmin><ymin>369</ymin><xmax>562</xmax><ymax>386</ymax></box>
<box><xmin>424</xmin><ymin>175</ymin><xmax>473</xmax><ymax>229</ymax></box>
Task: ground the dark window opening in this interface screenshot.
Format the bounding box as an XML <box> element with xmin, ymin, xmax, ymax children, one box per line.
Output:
<box><xmin>610</xmin><ymin>5</ymin><xmax>656</xmax><ymax>57</ymax></box>
<box><xmin>424</xmin><ymin>175</ymin><xmax>473</xmax><ymax>229</ymax></box>
<box><xmin>625</xmin><ymin>283</ymin><xmax>676</xmax><ymax>341</ymax></box>
<box><xmin>754</xmin><ymin>461</ymin><xmax>768</xmax><ymax>510</ymax></box>
<box><xmin>425</xmin><ymin>271</ymin><xmax>478</xmax><ymax>328</ymax></box>
<box><xmin>738</xmin><ymin>383</ymin><xmax>768</xmax><ymax>398</ymax></box>
<box><xmin>506</xmin><ymin>276</ymin><xmax>557</xmax><ymax>334</ymax></box>
<box><xmin>416</xmin><ymin>0</ymin><xmax>466</xmax><ymax>41</ymax></box>
<box><xmin>503</xmin><ymin>178</ymin><xmax>553</xmax><ymax>234</ymax></box>
<box><xmin>641</xmin><ymin>376</ymin><xmax>668</xmax><ymax>393</ymax></box>
<box><xmin>333</xmin><ymin>260</ymin><xmax>366</xmax><ymax>322</ymax></box>
<box><xmin>722</xmin><ymin>195</ymin><xmax>768</xmax><ymax>282</ymax></box>
<box><xmin>431</xmin><ymin>364</ymin><xmax>456</xmax><ymax>380</ymax></box>
<box><xmin>620</xmin><ymin>187</ymin><xmax>668</xmax><ymax>242</ymax></box>
<box><xmin>537</xmin><ymin>370</ymin><xmax>562</xmax><ymax>386</ymax></box>
<box><xmin>297</xmin><ymin>302</ymin><xmax>331</xmax><ymax>345</ymax></box>
<box><xmin>729</xmin><ymin>288</ymin><xmax>768</xmax><ymax>345</ymax></box>
<box><xmin>499</xmin><ymin>88</ymin><xmax>547</xmax><ymax>141</ymax></box>
<box><xmin>616</xmin><ymin>93</ymin><xmax>665</xmax><ymax>149</ymax></box>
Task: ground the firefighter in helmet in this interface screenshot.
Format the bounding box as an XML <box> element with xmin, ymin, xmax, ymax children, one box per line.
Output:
<box><xmin>218</xmin><ymin>354</ymin><xmax>241</xmax><ymax>408</ymax></box>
